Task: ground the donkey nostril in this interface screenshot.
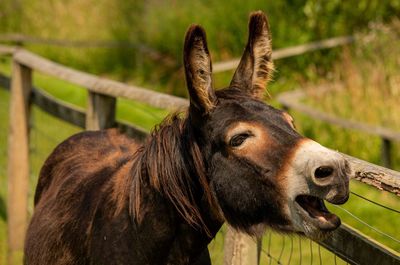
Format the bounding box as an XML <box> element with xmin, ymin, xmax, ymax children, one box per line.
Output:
<box><xmin>314</xmin><ymin>166</ymin><xmax>334</xmax><ymax>179</ymax></box>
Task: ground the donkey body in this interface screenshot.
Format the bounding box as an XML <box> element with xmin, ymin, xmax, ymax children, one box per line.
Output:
<box><xmin>26</xmin><ymin>129</ymin><xmax>214</xmax><ymax>264</ymax></box>
<box><xmin>25</xmin><ymin>12</ymin><xmax>350</xmax><ymax>265</ymax></box>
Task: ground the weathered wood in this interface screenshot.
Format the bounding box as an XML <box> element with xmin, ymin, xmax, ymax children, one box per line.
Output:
<box><xmin>86</xmin><ymin>91</ymin><xmax>116</xmax><ymax>130</ymax></box>
<box><xmin>277</xmin><ymin>88</ymin><xmax>400</xmax><ymax>142</ymax></box>
<box><xmin>7</xmin><ymin>60</ymin><xmax>32</xmax><ymax>265</ymax></box>
<box><xmin>1</xmin><ymin>73</ymin><xmax>149</xmax><ymax>141</ymax></box>
<box><xmin>33</xmin><ymin>86</ymin><xmax>148</xmax><ymax>140</ymax></box>
<box><xmin>12</xmin><ymin>49</ymin><xmax>188</xmax><ymax>110</ymax></box>
<box><xmin>224</xmin><ymin>226</ymin><xmax>259</xmax><ymax>265</ymax></box>
<box><xmin>381</xmin><ymin>138</ymin><xmax>392</xmax><ymax>169</ymax></box>
<box><xmin>344</xmin><ymin>154</ymin><xmax>400</xmax><ymax>196</ymax></box>
<box><xmin>32</xmin><ymin>87</ymin><xmax>148</xmax><ymax>140</ymax></box>
<box><xmin>3</xmin><ymin>35</ymin><xmax>352</xmax><ymax>74</ymax></box>
<box><xmin>319</xmin><ymin>224</ymin><xmax>400</xmax><ymax>265</ymax></box>
<box><xmin>0</xmin><ymin>44</ymin><xmax>19</xmax><ymax>55</ymax></box>
<box><xmin>213</xmin><ymin>36</ymin><xmax>354</xmax><ymax>73</ymax></box>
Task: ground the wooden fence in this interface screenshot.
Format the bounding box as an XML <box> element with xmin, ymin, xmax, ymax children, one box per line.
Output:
<box><xmin>1</xmin><ymin>40</ymin><xmax>399</xmax><ymax>265</ymax></box>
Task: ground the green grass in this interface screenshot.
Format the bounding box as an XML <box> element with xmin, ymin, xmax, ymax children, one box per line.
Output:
<box><xmin>304</xmin><ymin>21</ymin><xmax>400</xmax><ymax>132</ymax></box>
<box><xmin>1</xmin><ymin>39</ymin><xmax>400</xmax><ymax>263</ymax></box>
<box><xmin>2</xmin><ymin>0</ymin><xmax>399</xmax><ymax>97</ymax></box>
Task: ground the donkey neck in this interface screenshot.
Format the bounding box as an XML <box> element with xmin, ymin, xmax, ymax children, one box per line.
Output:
<box><xmin>129</xmin><ymin>115</ymin><xmax>223</xmax><ymax>256</ymax></box>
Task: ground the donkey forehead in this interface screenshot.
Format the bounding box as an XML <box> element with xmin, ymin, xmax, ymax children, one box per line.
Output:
<box><xmin>208</xmin><ymin>97</ymin><xmax>298</xmax><ymax>140</ymax></box>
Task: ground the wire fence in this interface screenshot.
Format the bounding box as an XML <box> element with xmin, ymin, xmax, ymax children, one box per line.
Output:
<box><xmin>256</xmin><ymin>233</ymin><xmax>348</xmax><ymax>265</ymax></box>
<box><xmin>254</xmin><ymin>189</ymin><xmax>400</xmax><ymax>265</ymax></box>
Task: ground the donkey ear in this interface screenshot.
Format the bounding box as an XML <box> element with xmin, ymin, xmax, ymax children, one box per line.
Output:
<box><xmin>230</xmin><ymin>11</ymin><xmax>274</xmax><ymax>99</ymax></box>
<box><xmin>184</xmin><ymin>25</ymin><xmax>216</xmax><ymax>115</ymax></box>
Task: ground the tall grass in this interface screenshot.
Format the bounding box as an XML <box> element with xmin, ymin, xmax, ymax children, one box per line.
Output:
<box><xmin>300</xmin><ymin>19</ymin><xmax>400</xmax><ymax>170</ymax></box>
<box><xmin>1</xmin><ymin>0</ymin><xmax>399</xmax><ymax>95</ymax></box>
<box><xmin>305</xmin><ymin>19</ymin><xmax>400</xmax><ymax>131</ymax></box>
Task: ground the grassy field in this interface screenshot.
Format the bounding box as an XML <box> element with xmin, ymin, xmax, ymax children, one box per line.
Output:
<box><xmin>1</xmin><ymin>19</ymin><xmax>400</xmax><ymax>264</ymax></box>
<box><xmin>1</xmin><ymin>0</ymin><xmax>399</xmax><ymax>97</ymax></box>
<box><xmin>301</xmin><ymin>20</ymin><xmax>400</xmax><ymax>170</ymax></box>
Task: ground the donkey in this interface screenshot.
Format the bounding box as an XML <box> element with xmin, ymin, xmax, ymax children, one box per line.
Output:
<box><xmin>24</xmin><ymin>11</ymin><xmax>350</xmax><ymax>265</ymax></box>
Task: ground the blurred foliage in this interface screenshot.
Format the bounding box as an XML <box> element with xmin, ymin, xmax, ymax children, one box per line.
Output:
<box><xmin>305</xmin><ymin>19</ymin><xmax>400</xmax><ymax>131</ymax></box>
<box><xmin>0</xmin><ymin>0</ymin><xmax>399</xmax><ymax>96</ymax></box>
<box><xmin>298</xmin><ymin>19</ymin><xmax>400</xmax><ymax>171</ymax></box>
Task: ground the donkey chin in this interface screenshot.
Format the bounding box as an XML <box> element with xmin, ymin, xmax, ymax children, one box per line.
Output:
<box><xmin>282</xmin><ymin>139</ymin><xmax>351</xmax><ymax>240</ymax></box>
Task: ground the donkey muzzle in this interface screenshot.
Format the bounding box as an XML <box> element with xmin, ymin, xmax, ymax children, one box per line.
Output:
<box><xmin>285</xmin><ymin>139</ymin><xmax>351</xmax><ymax>237</ymax></box>
<box><xmin>288</xmin><ymin>139</ymin><xmax>351</xmax><ymax>202</ymax></box>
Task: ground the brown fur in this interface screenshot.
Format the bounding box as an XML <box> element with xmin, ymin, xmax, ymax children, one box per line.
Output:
<box><xmin>130</xmin><ymin>115</ymin><xmax>217</xmax><ymax>234</ymax></box>
<box><xmin>184</xmin><ymin>25</ymin><xmax>216</xmax><ymax>114</ymax></box>
<box><xmin>26</xmin><ymin>125</ymin><xmax>219</xmax><ymax>265</ymax></box>
<box><xmin>226</xmin><ymin>122</ymin><xmax>274</xmax><ymax>165</ymax></box>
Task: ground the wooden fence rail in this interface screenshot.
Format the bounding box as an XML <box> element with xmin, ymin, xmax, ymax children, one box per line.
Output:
<box><xmin>213</xmin><ymin>35</ymin><xmax>354</xmax><ymax>73</ymax></box>
<box><xmin>0</xmin><ymin>33</ymin><xmax>354</xmax><ymax>73</ymax></box>
<box><xmin>1</xmin><ymin>42</ymin><xmax>399</xmax><ymax>265</ymax></box>
<box><xmin>0</xmin><ymin>72</ymin><xmax>148</xmax><ymax>141</ymax></box>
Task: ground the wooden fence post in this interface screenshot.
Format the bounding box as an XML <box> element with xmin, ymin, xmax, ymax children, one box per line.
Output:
<box><xmin>380</xmin><ymin>137</ymin><xmax>392</xmax><ymax>169</ymax></box>
<box><xmin>224</xmin><ymin>226</ymin><xmax>260</xmax><ymax>265</ymax></box>
<box><xmin>7</xmin><ymin>60</ymin><xmax>32</xmax><ymax>265</ymax></box>
<box><xmin>86</xmin><ymin>91</ymin><xmax>116</xmax><ymax>130</ymax></box>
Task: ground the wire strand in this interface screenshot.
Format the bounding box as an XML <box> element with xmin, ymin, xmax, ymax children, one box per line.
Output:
<box><xmin>267</xmin><ymin>231</ymin><xmax>272</xmax><ymax>265</ymax></box>
<box><xmin>253</xmin><ymin>235</ymin><xmax>282</xmax><ymax>264</ymax></box>
<box><xmin>288</xmin><ymin>236</ymin><xmax>293</xmax><ymax>265</ymax></box>
<box><xmin>333</xmin><ymin>205</ymin><xmax>400</xmax><ymax>244</ymax></box>
<box><xmin>350</xmin><ymin>191</ymin><xmax>400</xmax><ymax>214</ymax></box>
<box><xmin>318</xmin><ymin>244</ymin><xmax>322</xmax><ymax>265</ymax></box>
<box><xmin>278</xmin><ymin>235</ymin><xmax>285</xmax><ymax>263</ymax></box>
<box><xmin>299</xmin><ymin>237</ymin><xmax>302</xmax><ymax>265</ymax></box>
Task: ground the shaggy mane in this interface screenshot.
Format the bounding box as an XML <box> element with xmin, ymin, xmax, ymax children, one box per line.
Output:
<box><xmin>129</xmin><ymin>113</ymin><xmax>214</xmax><ymax>235</ymax></box>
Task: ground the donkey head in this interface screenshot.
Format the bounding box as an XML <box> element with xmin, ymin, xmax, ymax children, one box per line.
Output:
<box><xmin>183</xmin><ymin>11</ymin><xmax>350</xmax><ymax>239</ymax></box>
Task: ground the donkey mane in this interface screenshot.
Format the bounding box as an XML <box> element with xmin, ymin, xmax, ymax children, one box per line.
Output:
<box><xmin>129</xmin><ymin>113</ymin><xmax>215</xmax><ymax>234</ymax></box>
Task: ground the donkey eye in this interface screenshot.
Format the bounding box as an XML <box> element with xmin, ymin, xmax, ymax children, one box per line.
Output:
<box><xmin>229</xmin><ymin>133</ymin><xmax>252</xmax><ymax>147</ymax></box>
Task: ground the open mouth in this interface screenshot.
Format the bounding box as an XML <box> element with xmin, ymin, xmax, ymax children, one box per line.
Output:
<box><xmin>295</xmin><ymin>195</ymin><xmax>340</xmax><ymax>231</ymax></box>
